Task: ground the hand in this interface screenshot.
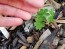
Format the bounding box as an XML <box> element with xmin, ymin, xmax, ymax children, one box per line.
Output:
<box><xmin>0</xmin><ymin>0</ymin><xmax>44</xmax><ymax>26</ymax></box>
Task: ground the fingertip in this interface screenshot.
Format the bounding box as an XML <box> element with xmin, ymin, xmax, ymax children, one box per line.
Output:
<box><xmin>24</xmin><ymin>13</ymin><xmax>32</xmax><ymax>20</ymax></box>
<box><xmin>23</xmin><ymin>12</ymin><xmax>32</xmax><ymax>20</ymax></box>
<box><xmin>0</xmin><ymin>17</ymin><xmax>23</xmax><ymax>26</ymax></box>
<box><xmin>15</xmin><ymin>18</ymin><xmax>23</xmax><ymax>25</ymax></box>
<box><xmin>16</xmin><ymin>9</ymin><xmax>32</xmax><ymax>20</ymax></box>
<box><xmin>25</xmin><ymin>0</ymin><xmax>44</xmax><ymax>8</ymax></box>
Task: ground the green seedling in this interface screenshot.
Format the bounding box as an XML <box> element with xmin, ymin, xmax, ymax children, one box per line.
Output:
<box><xmin>34</xmin><ymin>7</ymin><xmax>55</xmax><ymax>30</ymax></box>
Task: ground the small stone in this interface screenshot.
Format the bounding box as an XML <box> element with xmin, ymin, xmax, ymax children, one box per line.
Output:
<box><xmin>27</xmin><ymin>36</ymin><xmax>33</xmax><ymax>43</ymax></box>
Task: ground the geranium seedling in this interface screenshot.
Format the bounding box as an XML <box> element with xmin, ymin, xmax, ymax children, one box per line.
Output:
<box><xmin>34</xmin><ymin>6</ymin><xmax>55</xmax><ymax>30</ymax></box>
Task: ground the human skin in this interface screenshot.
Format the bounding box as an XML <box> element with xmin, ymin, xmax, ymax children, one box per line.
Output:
<box><xmin>0</xmin><ymin>0</ymin><xmax>44</xmax><ymax>26</ymax></box>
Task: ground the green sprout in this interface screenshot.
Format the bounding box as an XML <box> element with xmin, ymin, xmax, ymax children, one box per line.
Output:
<box><xmin>34</xmin><ymin>7</ymin><xmax>55</xmax><ymax>30</ymax></box>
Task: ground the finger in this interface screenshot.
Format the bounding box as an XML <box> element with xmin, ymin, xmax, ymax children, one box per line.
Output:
<box><xmin>24</xmin><ymin>0</ymin><xmax>44</xmax><ymax>8</ymax></box>
<box><xmin>0</xmin><ymin>17</ymin><xmax>23</xmax><ymax>26</ymax></box>
<box><xmin>0</xmin><ymin>0</ymin><xmax>38</xmax><ymax>13</ymax></box>
<box><xmin>0</xmin><ymin>4</ymin><xmax>31</xmax><ymax>20</ymax></box>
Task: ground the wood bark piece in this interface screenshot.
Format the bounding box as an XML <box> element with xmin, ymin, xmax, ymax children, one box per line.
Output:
<box><xmin>39</xmin><ymin>28</ymin><xmax>59</xmax><ymax>49</ymax></box>
<box><xmin>32</xmin><ymin>31</ymin><xmax>39</xmax><ymax>41</ymax></box>
<box><xmin>59</xmin><ymin>38</ymin><xmax>65</xmax><ymax>44</ymax></box>
<box><xmin>51</xmin><ymin>21</ymin><xmax>58</xmax><ymax>28</ymax></box>
<box><xmin>62</xmin><ymin>5</ymin><xmax>65</xmax><ymax>17</ymax></box>
<box><xmin>0</xmin><ymin>27</ymin><xmax>10</xmax><ymax>39</ymax></box>
<box><xmin>13</xmin><ymin>37</ymin><xmax>18</xmax><ymax>47</ymax></box>
<box><xmin>57</xmin><ymin>11</ymin><xmax>63</xmax><ymax>20</ymax></box>
<box><xmin>18</xmin><ymin>40</ymin><xmax>29</xmax><ymax>47</ymax></box>
<box><xmin>52</xmin><ymin>37</ymin><xmax>59</xmax><ymax>46</ymax></box>
<box><xmin>16</xmin><ymin>31</ymin><xmax>27</xmax><ymax>43</ymax></box>
<box><xmin>59</xmin><ymin>17</ymin><xmax>65</xmax><ymax>20</ymax></box>
<box><xmin>56</xmin><ymin>20</ymin><xmax>65</xmax><ymax>23</ymax></box>
<box><xmin>50</xmin><ymin>0</ymin><xmax>61</xmax><ymax>9</ymax></box>
<box><xmin>9</xmin><ymin>26</ymin><xmax>17</xmax><ymax>30</ymax></box>
<box><xmin>57</xmin><ymin>44</ymin><xmax>65</xmax><ymax>49</ymax></box>
<box><xmin>33</xmin><ymin>29</ymin><xmax>51</xmax><ymax>49</ymax></box>
<box><xmin>20</xmin><ymin>46</ymin><xmax>27</xmax><ymax>49</ymax></box>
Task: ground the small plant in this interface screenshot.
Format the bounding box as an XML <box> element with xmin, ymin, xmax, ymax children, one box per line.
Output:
<box><xmin>34</xmin><ymin>7</ymin><xmax>55</xmax><ymax>30</ymax></box>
